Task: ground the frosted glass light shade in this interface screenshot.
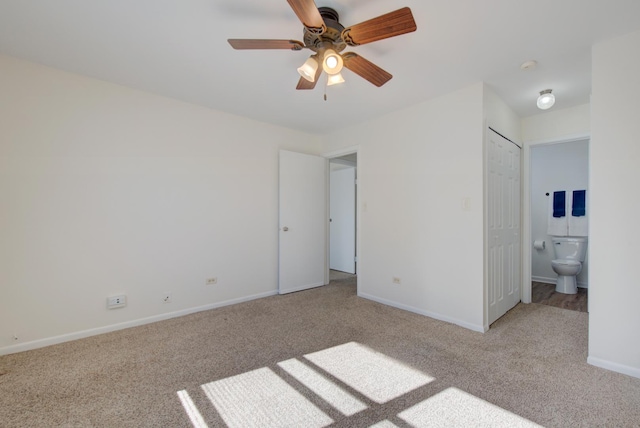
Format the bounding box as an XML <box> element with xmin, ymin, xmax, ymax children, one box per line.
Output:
<box><xmin>322</xmin><ymin>49</ymin><xmax>343</xmax><ymax>74</ymax></box>
<box><xmin>327</xmin><ymin>72</ymin><xmax>345</xmax><ymax>86</ymax></box>
<box><xmin>537</xmin><ymin>89</ymin><xmax>555</xmax><ymax>110</ymax></box>
<box><xmin>298</xmin><ymin>57</ymin><xmax>319</xmax><ymax>82</ymax></box>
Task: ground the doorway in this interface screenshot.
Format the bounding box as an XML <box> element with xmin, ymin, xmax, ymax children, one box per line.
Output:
<box><xmin>522</xmin><ymin>133</ymin><xmax>590</xmax><ymax>305</ymax></box>
<box><xmin>278</xmin><ymin>147</ymin><xmax>360</xmax><ymax>294</ymax></box>
<box><xmin>529</xmin><ymin>139</ymin><xmax>589</xmax><ymax>312</ymax></box>
<box><xmin>324</xmin><ymin>147</ymin><xmax>360</xmax><ymax>290</ymax></box>
<box><xmin>329</xmin><ymin>154</ymin><xmax>357</xmax><ymax>275</ymax></box>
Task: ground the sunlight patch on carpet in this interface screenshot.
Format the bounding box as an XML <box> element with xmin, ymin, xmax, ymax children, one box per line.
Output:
<box><xmin>278</xmin><ymin>358</ymin><xmax>368</xmax><ymax>416</ymax></box>
<box><xmin>304</xmin><ymin>342</ymin><xmax>434</xmax><ymax>403</ymax></box>
<box><xmin>398</xmin><ymin>388</ymin><xmax>542</xmax><ymax>427</ymax></box>
<box><xmin>201</xmin><ymin>367</ymin><xmax>333</xmax><ymax>428</ymax></box>
<box><xmin>177</xmin><ymin>390</ymin><xmax>209</xmax><ymax>428</ymax></box>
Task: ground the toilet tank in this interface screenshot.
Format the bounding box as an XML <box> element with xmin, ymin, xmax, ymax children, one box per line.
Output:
<box><xmin>551</xmin><ymin>237</ymin><xmax>588</xmax><ymax>261</ymax></box>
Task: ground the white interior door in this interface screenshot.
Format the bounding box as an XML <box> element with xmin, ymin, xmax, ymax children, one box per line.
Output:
<box><xmin>330</xmin><ymin>166</ymin><xmax>356</xmax><ymax>274</ymax></box>
<box><xmin>279</xmin><ymin>150</ymin><xmax>327</xmax><ymax>294</ymax></box>
<box><xmin>487</xmin><ymin>129</ymin><xmax>521</xmax><ymax>325</ymax></box>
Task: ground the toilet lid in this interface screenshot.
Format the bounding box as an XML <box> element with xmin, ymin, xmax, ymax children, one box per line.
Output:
<box><xmin>552</xmin><ymin>259</ymin><xmax>580</xmax><ymax>266</ymax></box>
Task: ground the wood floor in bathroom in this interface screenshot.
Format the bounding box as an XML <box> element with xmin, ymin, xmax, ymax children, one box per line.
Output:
<box><xmin>531</xmin><ymin>281</ymin><xmax>588</xmax><ymax>312</ymax></box>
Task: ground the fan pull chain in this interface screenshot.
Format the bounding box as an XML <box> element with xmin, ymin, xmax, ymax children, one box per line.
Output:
<box><xmin>324</xmin><ymin>74</ymin><xmax>328</xmax><ymax>101</ymax></box>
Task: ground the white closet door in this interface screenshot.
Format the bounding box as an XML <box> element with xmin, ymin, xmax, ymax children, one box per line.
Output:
<box><xmin>488</xmin><ymin>130</ymin><xmax>521</xmax><ymax>325</ymax></box>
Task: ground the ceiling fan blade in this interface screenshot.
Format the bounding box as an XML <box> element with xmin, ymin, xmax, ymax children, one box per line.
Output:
<box><xmin>228</xmin><ymin>39</ymin><xmax>304</xmax><ymax>50</ymax></box>
<box><xmin>286</xmin><ymin>0</ymin><xmax>326</xmax><ymax>33</ymax></box>
<box><xmin>296</xmin><ymin>65</ymin><xmax>323</xmax><ymax>90</ymax></box>
<box><xmin>343</xmin><ymin>52</ymin><xmax>392</xmax><ymax>87</ymax></box>
<box><xmin>343</xmin><ymin>7</ymin><xmax>417</xmax><ymax>46</ymax></box>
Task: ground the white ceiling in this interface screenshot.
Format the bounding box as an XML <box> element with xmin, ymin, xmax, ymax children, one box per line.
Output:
<box><xmin>1</xmin><ymin>0</ymin><xmax>640</xmax><ymax>135</ymax></box>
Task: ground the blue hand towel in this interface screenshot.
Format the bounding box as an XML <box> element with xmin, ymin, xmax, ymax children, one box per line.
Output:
<box><xmin>572</xmin><ymin>190</ymin><xmax>586</xmax><ymax>217</ymax></box>
<box><xmin>553</xmin><ymin>191</ymin><xmax>566</xmax><ymax>218</ymax></box>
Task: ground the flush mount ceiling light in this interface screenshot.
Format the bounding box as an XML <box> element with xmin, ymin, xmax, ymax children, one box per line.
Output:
<box><xmin>298</xmin><ymin>56</ymin><xmax>319</xmax><ymax>82</ymax></box>
<box><xmin>537</xmin><ymin>89</ymin><xmax>555</xmax><ymax>110</ymax></box>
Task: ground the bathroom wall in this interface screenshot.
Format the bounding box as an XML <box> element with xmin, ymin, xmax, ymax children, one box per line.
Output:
<box><xmin>531</xmin><ymin>140</ymin><xmax>589</xmax><ymax>286</ymax></box>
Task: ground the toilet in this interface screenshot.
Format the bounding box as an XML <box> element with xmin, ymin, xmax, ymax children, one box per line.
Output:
<box><xmin>551</xmin><ymin>237</ymin><xmax>588</xmax><ymax>294</ymax></box>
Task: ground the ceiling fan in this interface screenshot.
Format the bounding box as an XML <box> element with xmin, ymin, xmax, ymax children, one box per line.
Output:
<box><xmin>228</xmin><ymin>0</ymin><xmax>417</xmax><ymax>90</ymax></box>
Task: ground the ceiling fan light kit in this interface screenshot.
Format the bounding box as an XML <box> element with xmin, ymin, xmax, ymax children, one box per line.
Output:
<box><xmin>228</xmin><ymin>0</ymin><xmax>417</xmax><ymax>92</ymax></box>
<box><xmin>322</xmin><ymin>48</ymin><xmax>344</xmax><ymax>74</ymax></box>
<box><xmin>537</xmin><ymin>89</ymin><xmax>555</xmax><ymax>110</ymax></box>
<box><xmin>297</xmin><ymin>56</ymin><xmax>319</xmax><ymax>82</ymax></box>
<box><xmin>327</xmin><ymin>72</ymin><xmax>345</xmax><ymax>86</ymax></box>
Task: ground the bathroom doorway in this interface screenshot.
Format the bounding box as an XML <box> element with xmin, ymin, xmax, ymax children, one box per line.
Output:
<box><xmin>527</xmin><ymin>138</ymin><xmax>590</xmax><ymax>312</ymax></box>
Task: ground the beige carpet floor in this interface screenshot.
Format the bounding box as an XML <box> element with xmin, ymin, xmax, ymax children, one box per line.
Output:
<box><xmin>1</xmin><ymin>276</ymin><xmax>639</xmax><ymax>427</ymax></box>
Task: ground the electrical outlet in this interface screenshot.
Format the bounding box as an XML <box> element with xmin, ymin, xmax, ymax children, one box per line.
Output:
<box><xmin>163</xmin><ymin>293</ymin><xmax>172</xmax><ymax>303</ymax></box>
<box><xmin>392</xmin><ymin>277</ymin><xmax>401</xmax><ymax>285</ymax></box>
<box><xmin>107</xmin><ymin>295</ymin><xmax>127</xmax><ymax>309</ymax></box>
<box><xmin>462</xmin><ymin>197</ymin><xmax>472</xmax><ymax>211</ymax></box>
<box><xmin>206</xmin><ymin>277</ymin><xmax>218</xmax><ymax>285</ymax></box>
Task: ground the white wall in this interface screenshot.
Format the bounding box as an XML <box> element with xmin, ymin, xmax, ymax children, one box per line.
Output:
<box><xmin>0</xmin><ymin>54</ymin><xmax>321</xmax><ymax>354</ymax></box>
<box><xmin>531</xmin><ymin>141</ymin><xmax>589</xmax><ymax>285</ymax></box>
<box><xmin>322</xmin><ymin>83</ymin><xmax>486</xmax><ymax>331</ymax></box>
<box><xmin>483</xmin><ymin>85</ymin><xmax>522</xmax><ymax>144</ymax></box>
<box><xmin>522</xmin><ymin>104</ymin><xmax>591</xmax><ymax>143</ymax></box>
<box><xmin>589</xmin><ymin>29</ymin><xmax>640</xmax><ymax>378</ymax></box>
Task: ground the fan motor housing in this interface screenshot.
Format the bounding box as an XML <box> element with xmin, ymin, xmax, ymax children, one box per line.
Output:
<box><xmin>303</xmin><ymin>7</ymin><xmax>347</xmax><ymax>53</ymax></box>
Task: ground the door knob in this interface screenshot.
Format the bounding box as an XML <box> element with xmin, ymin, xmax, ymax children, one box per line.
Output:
<box><xmin>282</xmin><ymin>226</ymin><xmax>289</xmax><ymax>232</ymax></box>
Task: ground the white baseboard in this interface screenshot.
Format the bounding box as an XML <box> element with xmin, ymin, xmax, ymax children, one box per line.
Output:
<box><xmin>279</xmin><ymin>281</ymin><xmax>325</xmax><ymax>294</ymax></box>
<box><xmin>358</xmin><ymin>292</ymin><xmax>486</xmax><ymax>333</ymax></box>
<box><xmin>532</xmin><ymin>276</ymin><xmax>588</xmax><ymax>288</ymax></box>
<box><xmin>0</xmin><ymin>290</ymin><xmax>278</xmax><ymax>356</ymax></box>
<box><xmin>532</xmin><ymin>276</ymin><xmax>555</xmax><ymax>284</ymax></box>
<box><xmin>587</xmin><ymin>356</ymin><xmax>640</xmax><ymax>379</ymax></box>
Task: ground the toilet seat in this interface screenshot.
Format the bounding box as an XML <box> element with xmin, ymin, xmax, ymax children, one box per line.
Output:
<box><xmin>552</xmin><ymin>259</ymin><xmax>581</xmax><ymax>267</ymax></box>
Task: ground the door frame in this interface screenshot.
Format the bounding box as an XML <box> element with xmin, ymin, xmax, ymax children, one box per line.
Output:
<box><xmin>521</xmin><ymin>132</ymin><xmax>590</xmax><ymax>303</ymax></box>
<box><xmin>322</xmin><ymin>145</ymin><xmax>360</xmax><ymax>293</ymax></box>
